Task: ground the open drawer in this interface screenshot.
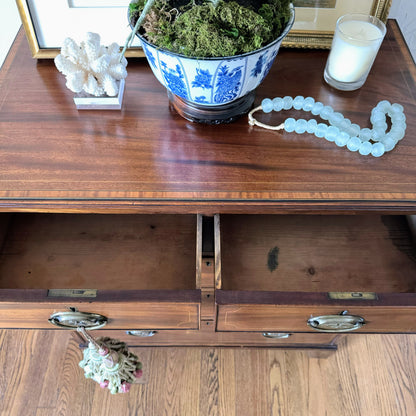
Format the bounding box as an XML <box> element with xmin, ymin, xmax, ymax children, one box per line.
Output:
<box><xmin>0</xmin><ymin>213</ymin><xmax>201</xmax><ymax>330</ymax></box>
<box><xmin>215</xmin><ymin>214</ymin><xmax>416</xmax><ymax>334</ymax></box>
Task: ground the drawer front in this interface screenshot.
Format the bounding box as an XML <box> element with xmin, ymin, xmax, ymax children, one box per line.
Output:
<box><xmin>0</xmin><ymin>301</ymin><xmax>199</xmax><ymax>329</ymax></box>
<box><xmin>217</xmin><ymin>304</ymin><xmax>416</xmax><ymax>333</ymax></box>
<box><xmin>87</xmin><ymin>328</ymin><xmax>339</xmax><ymax>348</ymax></box>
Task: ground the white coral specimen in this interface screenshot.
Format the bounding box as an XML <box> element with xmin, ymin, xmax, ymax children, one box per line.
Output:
<box><xmin>54</xmin><ymin>32</ymin><xmax>128</xmax><ymax>97</ymax></box>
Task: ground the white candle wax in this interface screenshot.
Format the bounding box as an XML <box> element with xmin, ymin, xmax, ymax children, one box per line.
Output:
<box><xmin>327</xmin><ymin>20</ymin><xmax>383</xmax><ymax>83</ymax></box>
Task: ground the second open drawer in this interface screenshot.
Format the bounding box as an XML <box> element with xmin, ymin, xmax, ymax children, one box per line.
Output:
<box><xmin>215</xmin><ymin>214</ymin><xmax>416</xmax><ymax>334</ymax></box>
<box><xmin>0</xmin><ymin>213</ymin><xmax>201</xmax><ymax>330</ymax></box>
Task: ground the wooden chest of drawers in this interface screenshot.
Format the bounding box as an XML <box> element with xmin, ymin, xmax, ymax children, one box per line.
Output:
<box><xmin>0</xmin><ymin>22</ymin><xmax>415</xmax><ymax>350</ymax></box>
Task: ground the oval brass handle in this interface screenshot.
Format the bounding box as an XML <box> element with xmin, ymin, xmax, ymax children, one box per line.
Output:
<box><xmin>307</xmin><ymin>314</ymin><xmax>365</xmax><ymax>332</ymax></box>
<box><xmin>49</xmin><ymin>311</ymin><xmax>108</xmax><ymax>330</ymax></box>
<box><xmin>126</xmin><ymin>330</ymin><xmax>158</xmax><ymax>337</ymax></box>
<box><xmin>262</xmin><ymin>332</ymin><xmax>291</xmax><ymax>339</ymax></box>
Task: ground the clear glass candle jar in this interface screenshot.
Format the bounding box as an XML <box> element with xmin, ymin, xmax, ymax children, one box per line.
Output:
<box><xmin>324</xmin><ymin>14</ymin><xmax>386</xmax><ymax>91</ymax></box>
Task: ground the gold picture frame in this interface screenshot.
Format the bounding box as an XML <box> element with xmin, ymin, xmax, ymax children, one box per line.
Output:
<box><xmin>282</xmin><ymin>0</ymin><xmax>392</xmax><ymax>48</ymax></box>
<box><xmin>15</xmin><ymin>0</ymin><xmax>144</xmax><ymax>58</ymax></box>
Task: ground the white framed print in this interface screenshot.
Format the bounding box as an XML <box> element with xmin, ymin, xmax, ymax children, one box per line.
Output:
<box><xmin>16</xmin><ymin>0</ymin><xmax>143</xmax><ymax>58</ymax></box>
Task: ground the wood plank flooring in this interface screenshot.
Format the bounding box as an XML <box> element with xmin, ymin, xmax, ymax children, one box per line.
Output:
<box><xmin>0</xmin><ymin>330</ymin><xmax>415</xmax><ymax>415</ymax></box>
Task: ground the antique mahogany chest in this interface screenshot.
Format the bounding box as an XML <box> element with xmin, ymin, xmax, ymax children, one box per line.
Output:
<box><xmin>0</xmin><ymin>23</ymin><xmax>415</xmax><ymax>350</ymax></box>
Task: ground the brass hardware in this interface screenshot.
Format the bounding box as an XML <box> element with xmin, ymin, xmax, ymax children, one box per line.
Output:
<box><xmin>307</xmin><ymin>312</ymin><xmax>365</xmax><ymax>332</ymax></box>
<box><xmin>262</xmin><ymin>332</ymin><xmax>292</xmax><ymax>339</ymax></box>
<box><xmin>126</xmin><ymin>330</ymin><xmax>158</xmax><ymax>337</ymax></box>
<box><xmin>328</xmin><ymin>292</ymin><xmax>378</xmax><ymax>300</ymax></box>
<box><xmin>47</xmin><ymin>289</ymin><xmax>97</xmax><ymax>298</ymax></box>
<box><xmin>49</xmin><ymin>311</ymin><xmax>108</xmax><ymax>330</ymax></box>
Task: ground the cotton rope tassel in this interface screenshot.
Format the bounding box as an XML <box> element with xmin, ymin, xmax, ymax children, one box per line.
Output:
<box><xmin>77</xmin><ymin>326</ymin><xmax>143</xmax><ymax>394</ymax></box>
<box><xmin>248</xmin><ymin>96</ymin><xmax>406</xmax><ymax>157</ymax></box>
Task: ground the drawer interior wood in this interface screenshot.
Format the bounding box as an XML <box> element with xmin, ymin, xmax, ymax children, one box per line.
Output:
<box><xmin>0</xmin><ymin>213</ymin><xmax>197</xmax><ymax>290</ymax></box>
<box><xmin>219</xmin><ymin>215</ymin><xmax>416</xmax><ymax>293</ymax></box>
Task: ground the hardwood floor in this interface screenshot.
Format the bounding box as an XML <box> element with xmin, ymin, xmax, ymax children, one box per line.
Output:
<box><xmin>0</xmin><ymin>330</ymin><xmax>415</xmax><ymax>416</ymax></box>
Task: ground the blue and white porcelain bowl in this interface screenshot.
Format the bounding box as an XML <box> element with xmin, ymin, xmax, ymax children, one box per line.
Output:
<box><xmin>136</xmin><ymin>4</ymin><xmax>295</xmax><ymax>122</ymax></box>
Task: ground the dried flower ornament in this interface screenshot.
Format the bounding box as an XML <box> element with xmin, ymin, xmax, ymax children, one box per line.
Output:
<box><xmin>55</xmin><ymin>32</ymin><xmax>128</xmax><ymax>97</ymax></box>
<box><xmin>77</xmin><ymin>327</ymin><xmax>143</xmax><ymax>394</ymax></box>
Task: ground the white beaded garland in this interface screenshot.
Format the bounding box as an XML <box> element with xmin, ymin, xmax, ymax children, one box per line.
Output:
<box><xmin>247</xmin><ymin>96</ymin><xmax>406</xmax><ymax>157</ymax></box>
<box><xmin>293</xmin><ymin>95</ymin><xmax>305</xmax><ymax>110</ymax></box>
<box><xmin>306</xmin><ymin>119</ymin><xmax>317</xmax><ymax>134</ymax></box>
<box><xmin>283</xmin><ymin>96</ymin><xmax>293</xmax><ymax>110</ymax></box>
<box><xmin>347</xmin><ymin>136</ymin><xmax>361</xmax><ymax>152</ymax></box>
<box><xmin>359</xmin><ymin>141</ymin><xmax>372</xmax><ymax>156</ymax></box>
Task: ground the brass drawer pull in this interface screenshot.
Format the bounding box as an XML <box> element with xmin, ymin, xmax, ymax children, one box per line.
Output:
<box><xmin>49</xmin><ymin>311</ymin><xmax>108</xmax><ymax>330</ymax></box>
<box><xmin>126</xmin><ymin>330</ymin><xmax>158</xmax><ymax>337</ymax></box>
<box><xmin>307</xmin><ymin>312</ymin><xmax>365</xmax><ymax>332</ymax></box>
<box><xmin>262</xmin><ymin>332</ymin><xmax>291</xmax><ymax>339</ymax></box>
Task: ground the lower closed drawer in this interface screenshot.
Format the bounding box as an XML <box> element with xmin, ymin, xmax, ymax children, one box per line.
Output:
<box><xmin>216</xmin><ymin>214</ymin><xmax>416</xmax><ymax>334</ymax></box>
<box><xmin>87</xmin><ymin>328</ymin><xmax>339</xmax><ymax>348</ymax></box>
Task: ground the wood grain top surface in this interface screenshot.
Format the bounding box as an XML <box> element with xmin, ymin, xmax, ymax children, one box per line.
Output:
<box><xmin>0</xmin><ymin>21</ymin><xmax>415</xmax><ymax>213</ymax></box>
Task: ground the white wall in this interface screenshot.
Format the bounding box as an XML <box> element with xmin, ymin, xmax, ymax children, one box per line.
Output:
<box><xmin>388</xmin><ymin>0</ymin><xmax>416</xmax><ymax>61</ymax></box>
<box><xmin>0</xmin><ymin>0</ymin><xmax>21</xmax><ymax>68</ymax></box>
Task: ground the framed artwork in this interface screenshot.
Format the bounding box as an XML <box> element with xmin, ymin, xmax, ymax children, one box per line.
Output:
<box><xmin>282</xmin><ymin>0</ymin><xmax>393</xmax><ymax>48</ymax></box>
<box><xmin>15</xmin><ymin>0</ymin><xmax>144</xmax><ymax>58</ymax></box>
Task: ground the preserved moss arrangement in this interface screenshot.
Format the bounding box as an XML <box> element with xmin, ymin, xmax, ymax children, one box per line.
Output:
<box><xmin>124</xmin><ymin>0</ymin><xmax>294</xmax><ymax>123</ymax></box>
<box><xmin>128</xmin><ymin>0</ymin><xmax>291</xmax><ymax>57</ymax></box>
